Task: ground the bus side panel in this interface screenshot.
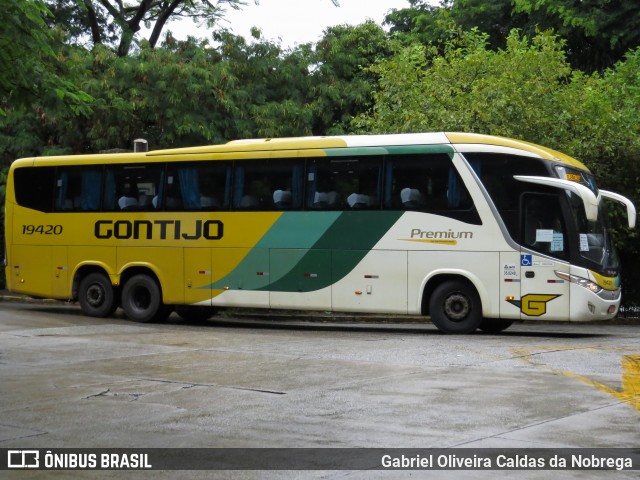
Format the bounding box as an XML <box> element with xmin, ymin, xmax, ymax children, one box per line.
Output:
<box><xmin>184</xmin><ymin>247</ymin><xmax>212</xmax><ymax>306</ymax></box>
<box><xmin>331</xmin><ymin>250</ymin><xmax>408</xmax><ymax>314</ymax></box>
<box><xmin>408</xmin><ymin>251</ymin><xmax>500</xmax><ymax>318</ymax></box>
<box><xmin>499</xmin><ymin>251</ymin><xmax>522</xmax><ymax>320</ymax></box>
<box><xmin>10</xmin><ymin>245</ymin><xmax>54</xmax><ymax>298</ymax></box>
<box><xmin>117</xmin><ymin>247</ymin><xmax>184</xmax><ymax>305</ymax></box>
<box><xmin>269</xmin><ymin>249</ymin><xmax>332</xmax><ymax>310</ymax></box>
<box><xmin>51</xmin><ymin>246</ymin><xmax>69</xmax><ymax>298</ymax></box>
<box><xmin>68</xmin><ymin>246</ymin><xmax>117</xmax><ymax>285</ymax></box>
<box><xmin>9</xmin><ymin>243</ymin><xmax>67</xmax><ymax>299</ymax></box>
<box><xmin>210</xmin><ymin>248</ymin><xmax>270</xmax><ymax>308</ymax></box>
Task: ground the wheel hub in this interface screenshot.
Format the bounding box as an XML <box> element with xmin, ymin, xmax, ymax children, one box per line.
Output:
<box><xmin>86</xmin><ymin>284</ymin><xmax>105</xmax><ymax>307</ymax></box>
<box><xmin>443</xmin><ymin>293</ymin><xmax>470</xmax><ymax>321</ymax></box>
<box><xmin>132</xmin><ymin>286</ymin><xmax>151</xmax><ymax>310</ymax></box>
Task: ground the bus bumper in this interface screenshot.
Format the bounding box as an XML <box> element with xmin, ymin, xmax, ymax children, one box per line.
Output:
<box><xmin>569</xmin><ymin>283</ymin><xmax>621</xmax><ymax>321</ymax></box>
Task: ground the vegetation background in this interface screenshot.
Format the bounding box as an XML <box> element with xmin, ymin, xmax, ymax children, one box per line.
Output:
<box><xmin>1</xmin><ymin>0</ymin><xmax>638</xmax><ymax>303</ymax></box>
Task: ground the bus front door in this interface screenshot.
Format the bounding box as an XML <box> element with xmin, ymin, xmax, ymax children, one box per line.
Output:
<box><xmin>518</xmin><ymin>194</ymin><xmax>571</xmax><ymax>320</ymax></box>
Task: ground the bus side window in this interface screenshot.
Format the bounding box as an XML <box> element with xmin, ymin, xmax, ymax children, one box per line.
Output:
<box><xmin>384</xmin><ymin>153</ymin><xmax>479</xmax><ymax>223</ymax></box>
<box><xmin>521</xmin><ymin>193</ymin><xmax>569</xmax><ymax>260</ymax></box>
<box><xmin>306</xmin><ymin>156</ymin><xmax>381</xmax><ymax>210</ymax></box>
<box><xmin>385</xmin><ymin>153</ymin><xmax>467</xmax><ymax>210</ymax></box>
<box><xmin>165</xmin><ymin>162</ymin><xmax>232</xmax><ymax>211</ymax></box>
<box><xmin>54</xmin><ymin>166</ymin><xmax>102</xmax><ymax>212</ymax></box>
<box><xmin>13</xmin><ymin>166</ymin><xmax>56</xmax><ymax>213</ymax></box>
<box><xmin>233</xmin><ymin>159</ymin><xmax>303</xmax><ymax>211</ymax></box>
<box><xmin>104</xmin><ymin>164</ymin><xmax>164</xmax><ymax>212</ymax></box>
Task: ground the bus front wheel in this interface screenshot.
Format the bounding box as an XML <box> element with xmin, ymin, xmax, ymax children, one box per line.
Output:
<box><xmin>121</xmin><ymin>274</ymin><xmax>165</xmax><ymax>323</ymax></box>
<box><xmin>78</xmin><ymin>272</ymin><xmax>117</xmax><ymax>318</ymax></box>
<box><xmin>429</xmin><ymin>280</ymin><xmax>482</xmax><ymax>334</ymax></box>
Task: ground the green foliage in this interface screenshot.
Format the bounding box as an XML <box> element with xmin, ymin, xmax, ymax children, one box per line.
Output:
<box><xmin>309</xmin><ymin>21</ymin><xmax>392</xmax><ymax>135</ymax></box>
<box><xmin>45</xmin><ymin>0</ymin><xmax>247</xmax><ymax>56</ymax></box>
<box><xmin>355</xmin><ymin>29</ymin><xmax>572</xmax><ymax>139</ymax></box>
<box><xmin>1</xmin><ymin>0</ymin><xmax>54</xmax><ymax>102</ymax></box>
<box><xmin>1</xmin><ymin>21</ymin><xmax>388</xmax><ymax>156</ymax></box>
<box><xmin>512</xmin><ymin>0</ymin><xmax>640</xmax><ymax>71</ymax></box>
<box><xmin>0</xmin><ymin>1</ymin><xmax>93</xmax><ymax>119</ymax></box>
<box><xmin>76</xmin><ymin>34</ymin><xmax>317</xmax><ymax>148</ymax></box>
<box><xmin>386</xmin><ymin>0</ymin><xmax>640</xmax><ymax>72</ymax></box>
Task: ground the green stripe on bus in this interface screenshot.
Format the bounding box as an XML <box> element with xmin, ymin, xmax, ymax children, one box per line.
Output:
<box><xmin>254</xmin><ymin>212</ymin><xmax>341</xmax><ymax>249</ymax></box>
<box><xmin>385</xmin><ymin>144</ymin><xmax>454</xmax><ymax>156</ymax></box>
<box><xmin>324</xmin><ymin>147</ymin><xmax>389</xmax><ymax>156</ymax></box>
<box><xmin>207</xmin><ymin>212</ymin><xmax>341</xmax><ymax>291</ymax></box>
<box><xmin>323</xmin><ymin>144</ymin><xmax>454</xmax><ymax>157</ymax></box>
<box><xmin>266</xmin><ymin>211</ymin><xmax>403</xmax><ymax>292</ymax></box>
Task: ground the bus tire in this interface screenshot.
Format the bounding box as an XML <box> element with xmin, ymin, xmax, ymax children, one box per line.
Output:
<box><xmin>429</xmin><ymin>280</ymin><xmax>482</xmax><ymax>334</ymax></box>
<box><xmin>78</xmin><ymin>272</ymin><xmax>116</xmax><ymax>318</ymax></box>
<box><xmin>121</xmin><ymin>274</ymin><xmax>164</xmax><ymax>323</ymax></box>
<box><xmin>479</xmin><ymin>318</ymin><xmax>514</xmax><ymax>333</ymax></box>
<box><xmin>175</xmin><ymin>306</ymin><xmax>216</xmax><ymax>323</ymax></box>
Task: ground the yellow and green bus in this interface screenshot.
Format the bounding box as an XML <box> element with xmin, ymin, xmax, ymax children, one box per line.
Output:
<box><xmin>4</xmin><ymin>133</ymin><xmax>636</xmax><ymax>333</ymax></box>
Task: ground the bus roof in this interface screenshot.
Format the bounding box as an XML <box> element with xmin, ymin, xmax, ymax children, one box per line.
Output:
<box><xmin>444</xmin><ymin>132</ymin><xmax>588</xmax><ymax>170</ymax></box>
<box><xmin>12</xmin><ymin>132</ymin><xmax>589</xmax><ymax>171</ymax></box>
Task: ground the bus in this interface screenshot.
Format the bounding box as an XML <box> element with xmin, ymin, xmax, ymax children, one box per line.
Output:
<box><xmin>3</xmin><ymin>132</ymin><xmax>636</xmax><ymax>333</ymax></box>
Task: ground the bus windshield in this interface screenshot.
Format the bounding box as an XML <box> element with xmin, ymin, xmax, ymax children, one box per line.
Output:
<box><xmin>568</xmin><ymin>192</ymin><xmax>620</xmax><ymax>275</ymax></box>
<box><xmin>555</xmin><ymin>165</ymin><xmax>599</xmax><ymax>195</ymax></box>
<box><xmin>557</xmin><ymin>166</ymin><xmax>620</xmax><ymax>276</ymax></box>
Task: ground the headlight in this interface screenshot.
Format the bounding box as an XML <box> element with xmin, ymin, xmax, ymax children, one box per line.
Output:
<box><xmin>554</xmin><ymin>271</ymin><xmax>602</xmax><ymax>293</ymax></box>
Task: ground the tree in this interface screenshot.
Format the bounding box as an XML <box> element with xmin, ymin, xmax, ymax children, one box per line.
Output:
<box><xmin>46</xmin><ymin>0</ymin><xmax>341</xmax><ymax>57</ymax></box>
<box><xmin>309</xmin><ymin>21</ymin><xmax>392</xmax><ymax>135</ymax></box>
<box><xmin>512</xmin><ymin>0</ymin><xmax>640</xmax><ymax>71</ymax></box>
<box><xmin>15</xmin><ymin>32</ymin><xmax>316</xmax><ymax>154</ymax></box>
<box><xmin>1</xmin><ymin>0</ymin><xmax>52</xmax><ymax>104</ymax></box>
<box><xmin>45</xmin><ymin>0</ymin><xmax>247</xmax><ymax>56</ymax></box>
<box><xmin>354</xmin><ymin>29</ymin><xmax>573</xmax><ymax>140</ymax></box>
<box><xmin>1</xmin><ymin>0</ymin><xmax>91</xmax><ymax>116</ymax></box>
<box><xmin>385</xmin><ymin>0</ymin><xmax>450</xmax><ymax>46</ymax></box>
<box><xmin>385</xmin><ymin>0</ymin><xmax>640</xmax><ymax>73</ymax></box>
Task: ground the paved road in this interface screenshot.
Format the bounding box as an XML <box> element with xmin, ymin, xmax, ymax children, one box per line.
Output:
<box><xmin>0</xmin><ymin>301</ymin><xmax>638</xmax><ymax>479</ymax></box>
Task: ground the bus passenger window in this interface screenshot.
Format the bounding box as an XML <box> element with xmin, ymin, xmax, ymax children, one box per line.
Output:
<box><xmin>54</xmin><ymin>166</ymin><xmax>102</xmax><ymax>212</ymax></box>
<box><xmin>165</xmin><ymin>163</ymin><xmax>232</xmax><ymax>211</ymax></box>
<box><xmin>306</xmin><ymin>156</ymin><xmax>381</xmax><ymax>210</ymax></box>
<box><xmin>384</xmin><ymin>153</ymin><xmax>478</xmax><ymax>223</ymax></box>
<box><xmin>233</xmin><ymin>159</ymin><xmax>302</xmax><ymax>211</ymax></box>
<box><xmin>104</xmin><ymin>164</ymin><xmax>163</xmax><ymax>212</ymax></box>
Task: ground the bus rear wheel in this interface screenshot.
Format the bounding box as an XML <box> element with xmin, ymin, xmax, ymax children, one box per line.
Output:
<box><xmin>78</xmin><ymin>272</ymin><xmax>117</xmax><ymax>318</ymax></box>
<box><xmin>429</xmin><ymin>280</ymin><xmax>482</xmax><ymax>334</ymax></box>
<box><xmin>121</xmin><ymin>274</ymin><xmax>166</xmax><ymax>323</ymax></box>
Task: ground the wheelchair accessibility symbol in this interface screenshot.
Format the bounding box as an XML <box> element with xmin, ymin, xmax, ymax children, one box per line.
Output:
<box><xmin>521</xmin><ymin>254</ymin><xmax>533</xmax><ymax>267</ymax></box>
